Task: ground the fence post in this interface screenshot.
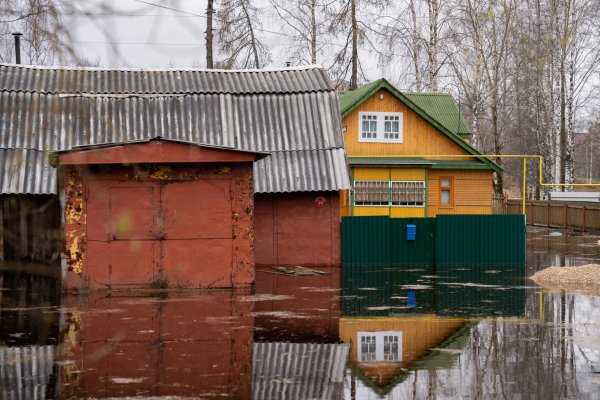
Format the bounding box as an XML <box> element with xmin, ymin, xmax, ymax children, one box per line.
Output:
<box><xmin>564</xmin><ymin>203</ymin><xmax>568</xmax><ymax>230</ymax></box>
<box><xmin>547</xmin><ymin>202</ymin><xmax>550</xmax><ymax>228</ymax></box>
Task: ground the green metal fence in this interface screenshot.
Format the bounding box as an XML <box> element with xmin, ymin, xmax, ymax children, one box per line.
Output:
<box><xmin>341</xmin><ymin>215</ymin><xmax>526</xmax><ymax>268</ymax></box>
<box><xmin>436</xmin><ymin>214</ymin><xmax>526</xmax><ymax>267</ymax></box>
<box><xmin>341</xmin><ymin>217</ymin><xmax>436</xmax><ymax>267</ymax></box>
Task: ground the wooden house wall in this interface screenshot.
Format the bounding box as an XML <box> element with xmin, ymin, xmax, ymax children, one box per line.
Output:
<box><xmin>342</xmin><ymin>89</ymin><xmax>471</xmax><ymax>158</ymax></box>
<box><xmin>427</xmin><ymin>170</ymin><xmax>493</xmax><ymax>215</ymax></box>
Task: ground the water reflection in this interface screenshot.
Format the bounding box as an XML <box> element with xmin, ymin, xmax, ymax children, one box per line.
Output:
<box><xmin>0</xmin><ymin>227</ymin><xmax>599</xmax><ymax>399</ymax></box>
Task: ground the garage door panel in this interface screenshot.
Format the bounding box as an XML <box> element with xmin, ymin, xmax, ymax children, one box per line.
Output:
<box><xmin>87</xmin><ymin>181</ymin><xmax>111</xmax><ymax>241</ymax></box>
<box><xmin>109</xmin><ymin>240</ymin><xmax>158</xmax><ymax>285</ymax></box>
<box><xmin>110</xmin><ymin>185</ymin><xmax>160</xmax><ymax>240</ymax></box>
<box><xmin>162</xmin><ymin>180</ymin><xmax>232</xmax><ymax>239</ymax></box>
<box><xmin>162</xmin><ymin>239</ymin><xmax>232</xmax><ymax>288</ymax></box>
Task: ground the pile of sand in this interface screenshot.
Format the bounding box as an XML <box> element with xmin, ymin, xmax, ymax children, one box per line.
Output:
<box><xmin>531</xmin><ymin>264</ymin><xmax>600</xmax><ymax>294</ymax></box>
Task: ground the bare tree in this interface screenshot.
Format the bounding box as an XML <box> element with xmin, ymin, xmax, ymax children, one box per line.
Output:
<box><xmin>448</xmin><ymin>0</ymin><xmax>518</xmax><ymax>196</ymax></box>
<box><xmin>216</xmin><ymin>0</ymin><xmax>270</xmax><ymax>69</ymax></box>
<box><xmin>328</xmin><ymin>0</ymin><xmax>386</xmax><ymax>89</ymax></box>
<box><xmin>0</xmin><ymin>0</ymin><xmax>79</xmax><ymax>64</ymax></box>
<box><xmin>270</xmin><ymin>0</ymin><xmax>333</xmax><ymax>65</ymax></box>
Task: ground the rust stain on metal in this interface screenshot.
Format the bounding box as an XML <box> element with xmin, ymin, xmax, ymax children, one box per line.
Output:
<box><xmin>64</xmin><ymin>169</ymin><xmax>85</xmax><ymax>225</ymax></box>
<box><xmin>64</xmin><ymin>168</ymin><xmax>86</xmax><ymax>274</ymax></box>
<box><xmin>148</xmin><ymin>165</ymin><xmax>171</xmax><ymax>180</ymax></box>
<box><xmin>68</xmin><ymin>234</ymin><xmax>86</xmax><ymax>274</ymax></box>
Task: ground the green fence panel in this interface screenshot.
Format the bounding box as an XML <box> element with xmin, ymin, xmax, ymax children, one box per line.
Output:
<box><xmin>341</xmin><ymin>216</ymin><xmax>390</xmax><ymax>267</ymax></box>
<box><xmin>436</xmin><ymin>214</ymin><xmax>526</xmax><ymax>267</ymax></box>
<box><xmin>390</xmin><ymin>218</ymin><xmax>436</xmax><ymax>267</ymax></box>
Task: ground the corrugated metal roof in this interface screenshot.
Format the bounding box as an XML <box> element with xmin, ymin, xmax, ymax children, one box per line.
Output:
<box><xmin>0</xmin><ymin>63</ymin><xmax>331</xmax><ymax>95</ymax></box>
<box><xmin>403</xmin><ymin>92</ymin><xmax>471</xmax><ymax>136</ymax></box>
<box><xmin>0</xmin><ymin>64</ymin><xmax>350</xmax><ymax>195</ymax></box>
<box><xmin>0</xmin><ymin>149</ymin><xmax>56</xmax><ymax>194</ymax></box>
<box><xmin>252</xmin><ymin>342</ymin><xmax>349</xmax><ymax>400</ymax></box>
<box><xmin>255</xmin><ymin>149</ymin><xmax>350</xmax><ymax>193</ymax></box>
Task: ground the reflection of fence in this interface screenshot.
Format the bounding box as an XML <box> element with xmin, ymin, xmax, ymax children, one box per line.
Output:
<box><xmin>504</xmin><ymin>200</ymin><xmax>600</xmax><ymax>232</ymax></box>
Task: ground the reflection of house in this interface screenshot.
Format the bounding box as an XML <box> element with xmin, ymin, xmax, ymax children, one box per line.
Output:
<box><xmin>339</xmin><ymin>316</ymin><xmax>468</xmax><ymax>392</ymax></box>
<box><xmin>339</xmin><ymin>79</ymin><xmax>502</xmax><ymax>217</ymax></box>
<box><xmin>0</xmin><ymin>63</ymin><xmax>350</xmax><ymax>288</ymax></box>
<box><xmin>253</xmin><ymin>342</ymin><xmax>349</xmax><ymax>400</ymax></box>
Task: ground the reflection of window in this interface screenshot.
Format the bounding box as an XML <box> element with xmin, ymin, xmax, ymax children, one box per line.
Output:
<box><xmin>440</xmin><ymin>177</ymin><xmax>453</xmax><ymax>207</ymax></box>
<box><xmin>357</xmin><ymin>331</ymin><xmax>403</xmax><ymax>362</ymax></box>
<box><xmin>360</xmin><ymin>335</ymin><xmax>377</xmax><ymax>361</ymax></box>
<box><xmin>384</xmin><ymin>335</ymin><xmax>399</xmax><ymax>361</ymax></box>
<box><xmin>354</xmin><ymin>181</ymin><xmax>425</xmax><ymax>207</ymax></box>
<box><xmin>358</xmin><ymin>112</ymin><xmax>403</xmax><ymax>143</ymax></box>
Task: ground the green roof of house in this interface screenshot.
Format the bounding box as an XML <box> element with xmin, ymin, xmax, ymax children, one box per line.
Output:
<box><xmin>403</xmin><ymin>92</ymin><xmax>471</xmax><ymax>137</ymax></box>
<box><xmin>338</xmin><ymin>79</ymin><xmax>502</xmax><ymax>174</ymax></box>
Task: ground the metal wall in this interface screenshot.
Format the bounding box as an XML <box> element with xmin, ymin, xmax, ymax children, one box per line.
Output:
<box><xmin>341</xmin><ymin>217</ymin><xmax>436</xmax><ymax>267</ymax></box>
<box><xmin>436</xmin><ymin>215</ymin><xmax>526</xmax><ymax>268</ymax></box>
<box><xmin>341</xmin><ymin>215</ymin><xmax>526</xmax><ymax>268</ymax></box>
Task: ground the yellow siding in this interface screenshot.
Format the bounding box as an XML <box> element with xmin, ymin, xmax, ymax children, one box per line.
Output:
<box><xmin>339</xmin><ymin>316</ymin><xmax>468</xmax><ymax>367</ymax></box>
<box><xmin>427</xmin><ymin>170</ymin><xmax>493</xmax><ymax>216</ymax></box>
<box><xmin>353</xmin><ymin>167</ymin><xmax>425</xmax><ymax>181</ymax></box>
<box><xmin>354</xmin><ymin>168</ymin><xmax>390</xmax><ymax>180</ymax></box>
<box><xmin>343</xmin><ymin>89</ymin><xmax>471</xmax><ymax>159</ymax></box>
<box><xmin>352</xmin><ymin>207</ymin><xmax>392</xmax><ymax>217</ymax></box>
<box><xmin>390</xmin><ymin>168</ymin><xmax>425</xmax><ymax>180</ymax></box>
<box><xmin>390</xmin><ymin>208</ymin><xmax>425</xmax><ymax>218</ymax></box>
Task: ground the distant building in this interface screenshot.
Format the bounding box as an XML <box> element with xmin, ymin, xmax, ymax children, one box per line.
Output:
<box><xmin>338</xmin><ymin>79</ymin><xmax>502</xmax><ymax>217</ymax></box>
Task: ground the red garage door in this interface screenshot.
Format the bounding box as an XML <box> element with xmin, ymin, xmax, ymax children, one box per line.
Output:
<box><xmin>86</xmin><ymin>179</ymin><xmax>233</xmax><ymax>288</ymax></box>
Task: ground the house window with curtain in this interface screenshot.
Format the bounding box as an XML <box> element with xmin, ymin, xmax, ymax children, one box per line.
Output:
<box><xmin>440</xmin><ymin>177</ymin><xmax>454</xmax><ymax>207</ymax></box>
<box><xmin>354</xmin><ymin>180</ymin><xmax>425</xmax><ymax>207</ymax></box>
<box><xmin>358</xmin><ymin>112</ymin><xmax>403</xmax><ymax>143</ymax></box>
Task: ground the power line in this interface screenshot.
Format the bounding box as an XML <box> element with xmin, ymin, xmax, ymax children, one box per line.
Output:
<box><xmin>62</xmin><ymin>40</ymin><xmax>202</xmax><ymax>46</ymax></box>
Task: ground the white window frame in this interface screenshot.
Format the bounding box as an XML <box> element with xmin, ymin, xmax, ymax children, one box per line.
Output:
<box><xmin>358</xmin><ymin>112</ymin><xmax>403</xmax><ymax>143</ymax></box>
<box><xmin>353</xmin><ymin>180</ymin><xmax>425</xmax><ymax>207</ymax></box>
<box><xmin>357</xmin><ymin>331</ymin><xmax>403</xmax><ymax>362</ymax></box>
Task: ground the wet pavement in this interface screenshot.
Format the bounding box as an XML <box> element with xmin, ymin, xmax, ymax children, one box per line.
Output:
<box><xmin>1</xmin><ymin>227</ymin><xmax>600</xmax><ymax>399</ymax></box>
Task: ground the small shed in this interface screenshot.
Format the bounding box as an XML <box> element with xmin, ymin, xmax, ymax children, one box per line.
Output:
<box><xmin>55</xmin><ymin>139</ymin><xmax>265</xmax><ymax>290</ymax></box>
<box><xmin>0</xmin><ymin>63</ymin><xmax>350</xmax><ymax>290</ymax></box>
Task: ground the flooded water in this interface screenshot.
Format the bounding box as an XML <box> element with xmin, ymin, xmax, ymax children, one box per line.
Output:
<box><xmin>1</xmin><ymin>227</ymin><xmax>600</xmax><ymax>399</ymax></box>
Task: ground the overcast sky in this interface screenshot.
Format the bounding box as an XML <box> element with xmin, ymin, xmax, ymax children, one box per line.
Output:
<box><xmin>67</xmin><ymin>0</ymin><xmax>210</xmax><ymax>68</ymax></box>
<box><xmin>63</xmin><ymin>0</ymin><xmax>387</xmax><ymax>84</ymax></box>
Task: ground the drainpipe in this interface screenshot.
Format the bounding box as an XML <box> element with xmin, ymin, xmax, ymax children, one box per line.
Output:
<box><xmin>12</xmin><ymin>33</ymin><xmax>23</xmax><ymax>64</ymax></box>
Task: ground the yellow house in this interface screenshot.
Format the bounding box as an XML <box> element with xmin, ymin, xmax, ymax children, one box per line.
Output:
<box><xmin>339</xmin><ymin>79</ymin><xmax>502</xmax><ymax>218</ymax></box>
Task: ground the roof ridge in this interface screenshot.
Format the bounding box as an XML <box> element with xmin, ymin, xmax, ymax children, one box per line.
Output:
<box><xmin>0</xmin><ymin>62</ymin><xmax>325</xmax><ymax>73</ymax></box>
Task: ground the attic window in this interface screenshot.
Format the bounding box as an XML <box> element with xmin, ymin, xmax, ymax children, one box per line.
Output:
<box><xmin>359</xmin><ymin>112</ymin><xmax>403</xmax><ymax>143</ymax></box>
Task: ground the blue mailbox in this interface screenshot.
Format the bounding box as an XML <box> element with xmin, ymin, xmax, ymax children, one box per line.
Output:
<box><xmin>406</xmin><ymin>224</ymin><xmax>417</xmax><ymax>241</ymax></box>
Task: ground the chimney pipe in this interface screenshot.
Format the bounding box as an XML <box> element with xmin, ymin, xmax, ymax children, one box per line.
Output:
<box><xmin>285</xmin><ymin>61</ymin><xmax>291</xmax><ymax>67</ymax></box>
<box><xmin>12</xmin><ymin>33</ymin><xmax>23</xmax><ymax>64</ymax></box>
